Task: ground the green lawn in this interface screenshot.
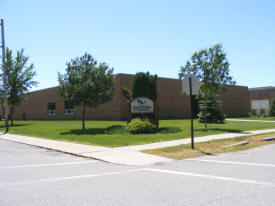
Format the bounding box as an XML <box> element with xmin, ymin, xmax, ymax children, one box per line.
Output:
<box><xmin>0</xmin><ymin>119</ymin><xmax>275</xmax><ymax>147</ymax></box>
<box><xmin>230</xmin><ymin>117</ymin><xmax>275</xmax><ymax>121</ymax></box>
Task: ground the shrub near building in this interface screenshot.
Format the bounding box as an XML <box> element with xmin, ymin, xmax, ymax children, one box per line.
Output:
<box><xmin>126</xmin><ymin>118</ymin><xmax>157</xmax><ymax>134</ymax></box>
<box><xmin>270</xmin><ymin>98</ymin><xmax>275</xmax><ymax>117</ymax></box>
<box><xmin>122</xmin><ymin>72</ymin><xmax>158</xmax><ymax>133</ymax></box>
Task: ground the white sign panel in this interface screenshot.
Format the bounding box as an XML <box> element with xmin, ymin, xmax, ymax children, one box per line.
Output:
<box><xmin>131</xmin><ymin>97</ymin><xmax>154</xmax><ymax>113</ymax></box>
<box><xmin>182</xmin><ymin>74</ymin><xmax>200</xmax><ymax>95</ymax></box>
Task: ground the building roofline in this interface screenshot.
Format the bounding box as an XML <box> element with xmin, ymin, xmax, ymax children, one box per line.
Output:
<box><xmin>26</xmin><ymin>73</ymin><xmax>249</xmax><ymax>94</ymax></box>
<box><xmin>249</xmin><ymin>86</ymin><xmax>275</xmax><ymax>90</ymax></box>
<box><xmin>26</xmin><ymin>86</ymin><xmax>58</xmax><ymax>95</ymax></box>
<box><xmin>117</xmin><ymin>73</ymin><xmax>247</xmax><ymax>87</ymax></box>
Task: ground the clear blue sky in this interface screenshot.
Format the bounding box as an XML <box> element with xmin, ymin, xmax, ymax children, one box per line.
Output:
<box><xmin>1</xmin><ymin>0</ymin><xmax>275</xmax><ymax>90</ymax></box>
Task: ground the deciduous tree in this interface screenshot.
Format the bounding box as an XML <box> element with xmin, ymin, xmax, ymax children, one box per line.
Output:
<box><xmin>0</xmin><ymin>48</ymin><xmax>38</xmax><ymax>125</ymax></box>
<box><xmin>58</xmin><ymin>53</ymin><xmax>115</xmax><ymax>130</ymax></box>
<box><xmin>179</xmin><ymin>44</ymin><xmax>235</xmax><ymax>124</ymax></box>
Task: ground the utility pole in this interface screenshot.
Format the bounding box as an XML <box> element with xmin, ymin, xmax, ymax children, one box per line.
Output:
<box><xmin>1</xmin><ymin>19</ymin><xmax>9</xmax><ymax>133</ymax></box>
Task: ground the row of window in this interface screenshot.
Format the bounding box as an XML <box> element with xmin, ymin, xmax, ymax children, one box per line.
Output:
<box><xmin>48</xmin><ymin>102</ymin><xmax>74</xmax><ymax>115</ymax></box>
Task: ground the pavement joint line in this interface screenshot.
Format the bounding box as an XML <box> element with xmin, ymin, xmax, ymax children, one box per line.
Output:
<box><xmin>0</xmin><ymin>168</ymin><xmax>144</xmax><ymax>188</ymax></box>
<box><xmin>185</xmin><ymin>159</ymin><xmax>275</xmax><ymax>167</ymax></box>
<box><xmin>143</xmin><ymin>168</ymin><xmax>275</xmax><ymax>187</ymax></box>
<box><xmin>0</xmin><ymin>160</ymin><xmax>98</xmax><ymax>169</ymax></box>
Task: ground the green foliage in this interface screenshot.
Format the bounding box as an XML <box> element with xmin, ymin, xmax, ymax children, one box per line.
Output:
<box><xmin>58</xmin><ymin>53</ymin><xmax>115</xmax><ymax>130</ymax></box>
<box><xmin>126</xmin><ymin>118</ymin><xmax>157</xmax><ymax>134</ymax></box>
<box><xmin>270</xmin><ymin>98</ymin><xmax>275</xmax><ymax>117</ymax></box>
<box><xmin>179</xmin><ymin>43</ymin><xmax>234</xmax><ymax>123</ymax></box>
<box><xmin>121</xmin><ymin>72</ymin><xmax>158</xmax><ymax>101</ymax></box>
<box><xmin>22</xmin><ymin>113</ymin><xmax>26</xmax><ymax>120</ymax></box>
<box><xmin>179</xmin><ymin>43</ymin><xmax>235</xmax><ymax>97</ymax></box>
<box><xmin>121</xmin><ymin>72</ymin><xmax>158</xmax><ymax>126</ymax></box>
<box><xmin>132</xmin><ymin>72</ymin><xmax>158</xmax><ymax>100</ymax></box>
<box><xmin>120</xmin><ymin>86</ymin><xmax>132</xmax><ymax>101</ymax></box>
<box><xmin>261</xmin><ymin>113</ymin><xmax>268</xmax><ymax>118</ymax></box>
<box><xmin>0</xmin><ymin>48</ymin><xmax>38</xmax><ymax>125</ymax></box>
<box><xmin>197</xmin><ymin>97</ymin><xmax>225</xmax><ymax>123</ymax></box>
<box><xmin>248</xmin><ymin>112</ymin><xmax>255</xmax><ymax>118</ymax></box>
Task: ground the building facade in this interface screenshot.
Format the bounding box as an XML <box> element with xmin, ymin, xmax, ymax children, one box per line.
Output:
<box><xmin>249</xmin><ymin>87</ymin><xmax>275</xmax><ymax>116</ymax></box>
<box><xmin>7</xmin><ymin>73</ymin><xmax>251</xmax><ymax>120</ymax></box>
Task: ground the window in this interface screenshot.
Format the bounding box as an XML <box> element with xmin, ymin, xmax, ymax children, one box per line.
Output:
<box><xmin>64</xmin><ymin>101</ymin><xmax>74</xmax><ymax>115</ymax></box>
<box><xmin>48</xmin><ymin>102</ymin><xmax>56</xmax><ymax>115</ymax></box>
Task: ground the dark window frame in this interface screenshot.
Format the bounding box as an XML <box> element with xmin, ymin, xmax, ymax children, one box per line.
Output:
<box><xmin>48</xmin><ymin>102</ymin><xmax>56</xmax><ymax>115</ymax></box>
<box><xmin>64</xmin><ymin>101</ymin><xmax>74</xmax><ymax>115</ymax></box>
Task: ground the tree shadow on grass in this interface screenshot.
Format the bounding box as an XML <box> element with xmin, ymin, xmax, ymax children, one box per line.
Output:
<box><xmin>60</xmin><ymin>125</ymin><xmax>125</xmax><ymax>136</ymax></box>
<box><xmin>0</xmin><ymin>123</ymin><xmax>33</xmax><ymax>129</ymax></box>
<box><xmin>158</xmin><ymin>127</ymin><xmax>182</xmax><ymax>134</ymax></box>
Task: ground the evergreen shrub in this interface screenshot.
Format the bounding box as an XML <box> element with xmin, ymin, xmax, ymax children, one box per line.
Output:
<box><xmin>198</xmin><ymin>98</ymin><xmax>225</xmax><ymax>123</ymax></box>
<box><xmin>270</xmin><ymin>98</ymin><xmax>275</xmax><ymax>117</ymax></box>
<box><xmin>126</xmin><ymin>118</ymin><xmax>157</xmax><ymax>134</ymax></box>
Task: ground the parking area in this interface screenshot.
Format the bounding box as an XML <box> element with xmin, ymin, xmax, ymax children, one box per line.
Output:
<box><xmin>1</xmin><ymin>139</ymin><xmax>275</xmax><ymax>206</ymax></box>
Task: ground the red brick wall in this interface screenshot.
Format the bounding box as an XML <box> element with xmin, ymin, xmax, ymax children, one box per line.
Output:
<box><xmin>12</xmin><ymin>74</ymin><xmax>250</xmax><ymax>120</ymax></box>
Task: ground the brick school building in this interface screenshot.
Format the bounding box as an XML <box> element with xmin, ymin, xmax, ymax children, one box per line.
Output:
<box><xmin>3</xmin><ymin>73</ymin><xmax>251</xmax><ymax>121</ymax></box>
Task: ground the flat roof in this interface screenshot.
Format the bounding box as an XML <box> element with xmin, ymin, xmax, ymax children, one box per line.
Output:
<box><xmin>249</xmin><ymin>86</ymin><xmax>275</xmax><ymax>90</ymax></box>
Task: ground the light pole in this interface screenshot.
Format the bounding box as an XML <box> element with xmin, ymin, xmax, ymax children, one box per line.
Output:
<box><xmin>1</xmin><ymin>19</ymin><xmax>9</xmax><ymax>133</ymax></box>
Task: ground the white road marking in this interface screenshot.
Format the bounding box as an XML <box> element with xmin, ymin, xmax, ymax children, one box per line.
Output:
<box><xmin>1</xmin><ymin>160</ymin><xmax>98</xmax><ymax>169</ymax></box>
<box><xmin>144</xmin><ymin>168</ymin><xmax>275</xmax><ymax>187</ymax></box>
<box><xmin>186</xmin><ymin>159</ymin><xmax>275</xmax><ymax>168</ymax></box>
<box><xmin>0</xmin><ymin>169</ymin><xmax>143</xmax><ymax>187</ymax></box>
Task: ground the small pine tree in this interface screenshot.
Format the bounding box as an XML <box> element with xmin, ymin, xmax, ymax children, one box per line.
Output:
<box><xmin>198</xmin><ymin>97</ymin><xmax>225</xmax><ymax>123</ymax></box>
<box><xmin>270</xmin><ymin>98</ymin><xmax>275</xmax><ymax>117</ymax></box>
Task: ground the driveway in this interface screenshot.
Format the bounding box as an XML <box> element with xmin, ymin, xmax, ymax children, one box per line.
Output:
<box><xmin>1</xmin><ymin>139</ymin><xmax>275</xmax><ymax>206</ymax></box>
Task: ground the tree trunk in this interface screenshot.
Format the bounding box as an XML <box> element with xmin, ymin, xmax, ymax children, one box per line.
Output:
<box><xmin>82</xmin><ymin>103</ymin><xmax>86</xmax><ymax>130</ymax></box>
<box><xmin>10</xmin><ymin>106</ymin><xmax>14</xmax><ymax>126</ymax></box>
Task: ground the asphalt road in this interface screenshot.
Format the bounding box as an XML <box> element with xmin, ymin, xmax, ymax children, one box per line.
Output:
<box><xmin>1</xmin><ymin>139</ymin><xmax>275</xmax><ymax>206</ymax></box>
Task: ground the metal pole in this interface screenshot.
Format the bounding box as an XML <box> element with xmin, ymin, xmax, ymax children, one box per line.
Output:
<box><xmin>189</xmin><ymin>77</ymin><xmax>194</xmax><ymax>149</ymax></box>
<box><xmin>1</xmin><ymin>19</ymin><xmax>9</xmax><ymax>133</ymax></box>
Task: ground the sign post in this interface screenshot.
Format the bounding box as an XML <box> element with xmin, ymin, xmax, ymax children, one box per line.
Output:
<box><xmin>189</xmin><ymin>77</ymin><xmax>194</xmax><ymax>149</ymax></box>
<box><xmin>1</xmin><ymin>19</ymin><xmax>9</xmax><ymax>133</ymax></box>
<box><xmin>182</xmin><ymin>75</ymin><xmax>200</xmax><ymax>149</ymax></box>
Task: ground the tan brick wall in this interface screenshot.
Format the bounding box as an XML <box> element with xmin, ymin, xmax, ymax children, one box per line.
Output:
<box><xmin>12</xmin><ymin>74</ymin><xmax>250</xmax><ymax>120</ymax></box>
<box><xmin>13</xmin><ymin>79</ymin><xmax>122</xmax><ymax>120</ymax></box>
<box><xmin>249</xmin><ymin>87</ymin><xmax>275</xmax><ymax>101</ymax></box>
<box><xmin>218</xmin><ymin>85</ymin><xmax>251</xmax><ymax>117</ymax></box>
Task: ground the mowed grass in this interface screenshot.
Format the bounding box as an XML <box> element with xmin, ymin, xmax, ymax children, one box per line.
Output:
<box><xmin>0</xmin><ymin>119</ymin><xmax>275</xmax><ymax>147</ymax></box>
<box><xmin>232</xmin><ymin>116</ymin><xmax>275</xmax><ymax>121</ymax></box>
<box><xmin>144</xmin><ymin>133</ymin><xmax>275</xmax><ymax>159</ymax></box>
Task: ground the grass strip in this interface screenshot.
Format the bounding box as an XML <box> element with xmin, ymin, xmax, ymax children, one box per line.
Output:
<box><xmin>143</xmin><ymin>133</ymin><xmax>275</xmax><ymax>160</ymax></box>
<box><xmin>0</xmin><ymin>120</ymin><xmax>274</xmax><ymax>147</ymax></box>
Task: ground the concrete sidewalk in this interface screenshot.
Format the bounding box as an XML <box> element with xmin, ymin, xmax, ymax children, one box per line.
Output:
<box><xmin>1</xmin><ymin>128</ymin><xmax>275</xmax><ymax>166</ymax></box>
